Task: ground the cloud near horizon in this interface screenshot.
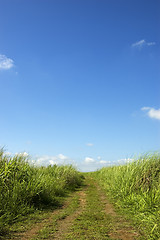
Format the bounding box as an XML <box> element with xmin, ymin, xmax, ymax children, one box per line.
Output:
<box><xmin>117</xmin><ymin>158</ymin><xmax>134</xmax><ymax>164</ymax></box>
<box><xmin>84</xmin><ymin>156</ymin><xmax>111</xmax><ymax>168</ymax></box>
<box><xmin>84</xmin><ymin>157</ymin><xmax>95</xmax><ymax>163</ymax></box>
<box><xmin>15</xmin><ymin>152</ymin><xmax>29</xmax><ymax>157</ymax></box>
<box><xmin>132</xmin><ymin>39</ymin><xmax>156</xmax><ymax>48</ymax></box>
<box><xmin>33</xmin><ymin>153</ymin><xmax>74</xmax><ymax>166</ymax></box>
<box><xmin>2</xmin><ymin>150</ymin><xmax>133</xmax><ymax>172</ymax></box>
<box><xmin>0</xmin><ymin>54</ymin><xmax>14</xmax><ymax>70</ymax></box>
<box><xmin>32</xmin><ymin>154</ymin><xmax>112</xmax><ymax>172</ymax></box>
<box><xmin>84</xmin><ymin>156</ymin><xmax>109</xmax><ymax>165</ymax></box>
<box><xmin>141</xmin><ymin>107</ymin><xmax>160</xmax><ymax>120</ymax></box>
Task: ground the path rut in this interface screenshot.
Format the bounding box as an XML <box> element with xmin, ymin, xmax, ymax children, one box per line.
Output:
<box><xmin>11</xmin><ymin>178</ymin><xmax>141</xmax><ymax>240</ymax></box>
<box><xmin>53</xmin><ymin>190</ymin><xmax>87</xmax><ymax>239</ymax></box>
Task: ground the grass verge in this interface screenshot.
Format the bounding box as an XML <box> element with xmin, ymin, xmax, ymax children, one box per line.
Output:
<box><xmin>91</xmin><ymin>153</ymin><xmax>160</xmax><ymax>240</ymax></box>
<box><xmin>0</xmin><ymin>149</ymin><xmax>84</xmax><ymax>237</ymax></box>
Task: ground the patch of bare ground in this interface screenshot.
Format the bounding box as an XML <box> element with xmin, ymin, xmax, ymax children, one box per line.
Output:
<box><xmin>52</xmin><ymin>190</ymin><xmax>86</xmax><ymax>239</ymax></box>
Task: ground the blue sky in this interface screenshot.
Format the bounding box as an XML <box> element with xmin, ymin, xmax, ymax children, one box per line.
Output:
<box><xmin>0</xmin><ymin>0</ymin><xmax>160</xmax><ymax>171</ymax></box>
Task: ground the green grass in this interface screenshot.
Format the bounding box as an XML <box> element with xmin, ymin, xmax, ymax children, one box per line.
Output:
<box><xmin>32</xmin><ymin>191</ymin><xmax>81</xmax><ymax>240</ymax></box>
<box><xmin>0</xmin><ymin>149</ymin><xmax>83</xmax><ymax>237</ymax></box>
<box><xmin>19</xmin><ymin>177</ymin><xmax>114</xmax><ymax>240</ymax></box>
<box><xmin>91</xmin><ymin>153</ymin><xmax>160</xmax><ymax>240</ymax></box>
<box><xmin>1</xmin><ymin>148</ymin><xmax>159</xmax><ymax>239</ymax></box>
<box><xmin>64</xmin><ymin>177</ymin><xmax>112</xmax><ymax>240</ymax></box>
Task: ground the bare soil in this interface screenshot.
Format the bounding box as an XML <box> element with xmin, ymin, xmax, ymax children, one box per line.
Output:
<box><xmin>53</xmin><ymin>190</ymin><xmax>86</xmax><ymax>239</ymax></box>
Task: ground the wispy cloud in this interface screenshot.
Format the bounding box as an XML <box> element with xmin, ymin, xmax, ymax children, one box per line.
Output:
<box><xmin>141</xmin><ymin>107</ymin><xmax>160</xmax><ymax>120</ymax></box>
<box><xmin>132</xmin><ymin>39</ymin><xmax>156</xmax><ymax>48</ymax></box>
<box><xmin>86</xmin><ymin>143</ymin><xmax>94</xmax><ymax>147</ymax></box>
<box><xmin>147</xmin><ymin>42</ymin><xmax>156</xmax><ymax>46</ymax></box>
<box><xmin>0</xmin><ymin>54</ymin><xmax>14</xmax><ymax>70</ymax></box>
<box><xmin>85</xmin><ymin>157</ymin><xmax>95</xmax><ymax>163</ymax></box>
<box><xmin>99</xmin><ymin>160</ymin><xmax>108</xmax><ymax>164</ymax></box>
<box><xmin>57</xmin><ymin>153</ymin><xmax>68</xmax><ymax>160</ymax></box>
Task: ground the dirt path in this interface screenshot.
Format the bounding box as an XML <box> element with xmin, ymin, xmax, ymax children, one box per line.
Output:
<box><xmin>97</xmin><ymin>184</ymin><xmax>139</xmax><ymax>240</ymax></box>
<box><xmin>11</xmin><ymin>177</ymin><xmax>141</xmax><ymax>240</ymax></box>
<box><xmin>11</xmin><ymin>199</ymin><xmax>71</xmax><ymax>240</ymax></box>
<box><xmin>53</xmin><ymin>190</ymin><xmax>87</xmax><ymax>239</ymax></box>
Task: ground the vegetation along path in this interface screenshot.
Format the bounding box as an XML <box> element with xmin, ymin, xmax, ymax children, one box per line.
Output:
<box><xmin>9</xmin><ymin>176</ymin><xmax>141</xmax><ymax>240</ymax></box>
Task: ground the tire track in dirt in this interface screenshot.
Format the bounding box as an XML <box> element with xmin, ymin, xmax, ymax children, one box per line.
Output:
<box><xmin>12</xmin><ymin>188</ymin><xmax>87</xmax><ymax>240</ymax></box>
<box><xmin>11</xmin><ymin>179</ymin><xmax>141</xmax><ymax>240</ymax></box>
<box><xmin>12</xmin><ymin>190</ymin><xmax>82</xmax><ymax>240</ymax></box>
<box><xmin>97</xmin><ymin>184</ymin><xmax>140</xmax><ymax>240</ymax></box>
<box><xmin>14</xmin><ymin>205</ymin><xmax>68</xmax><ymax>240</ymax></box>
<box><xmin>52</xmin><ymin>189</ymin><xmax>87</xmax><ymax>239</ymax></box>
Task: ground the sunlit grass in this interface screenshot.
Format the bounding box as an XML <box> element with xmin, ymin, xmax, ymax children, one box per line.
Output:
<box><xmin>0</xmin><ymin>149</ymin><xmax>83</xmax><ymax>235</ymax></box>
<box><xmin>91</xmin><ymin>153</ymin><xmax>160</xmax><ymax>240</ymax></box>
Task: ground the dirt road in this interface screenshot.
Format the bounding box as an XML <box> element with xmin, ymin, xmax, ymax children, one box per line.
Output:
<box><xmin>11</xmin><ymin>177</ymin><xmax>141</xmax><ymax>240</ymax></box>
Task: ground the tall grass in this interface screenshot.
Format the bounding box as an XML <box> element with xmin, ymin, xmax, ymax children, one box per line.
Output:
<box><xmin>92</xmin><ymin>153</ymin><xmax>160</xmax><ymax>240</ymax></box>
<box><xmin>0</xmin><ymin>149</ymin><xmax>83</xmax><ymax>234</ymax></box>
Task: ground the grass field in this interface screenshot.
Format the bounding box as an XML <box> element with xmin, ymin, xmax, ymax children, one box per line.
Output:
<box><xmin>0</xmin><ymin>150</ymin><xmax>160</xmax><ymax>239</ymax></box>
<box><xmin>0</xmin><ymin>149</ymin><xmax>83</xmax><ymax>236</ymax></box>
<box><xmin>91</xmin><ymin>153</ymin><xmax>160</xmax><ymax>239</ymax></box>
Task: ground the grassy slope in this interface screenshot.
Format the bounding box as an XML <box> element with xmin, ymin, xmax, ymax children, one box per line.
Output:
<box><xmin>91</xmin><ymin>153</ymin><xmax>160</xmax><ymax>240</ymax></box>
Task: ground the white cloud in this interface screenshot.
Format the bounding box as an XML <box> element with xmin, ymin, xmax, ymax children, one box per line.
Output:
<box><xmin>132</xmin><ymin>39</ymin><xmax>146</xmax><ymax>48</ymax></box>
<box><xmin>85</xmin><ymin>157</ymin><xmax>95</xmax><ymax>163</ymax></box>
<box><xmin>97</xmin><ymin>156</ymin><xmax>108</xmax><ymax>164</ymax></box>
<box><xmin>49</xmin><ymin>160</ymin><xmax>57</xmax><ymax>165</ymax></box>
<box><xmin>80</xmin><ymin>156</ymin><xmax>113</xmax><ymax>172</ymax></box>
<box><xmin>99</xmin><ymin>160</ymin><xmax>107</xmax><ymax>164</ymax></box>
<box><xmin>57</xmin><ymin>154</ymin><xmax>68</xmax><ymax>160</ymax></box>
<box><xmin>15</xmin><ymin>152</ymin><xmax>29</xmax><ymax>157</ymax></box>
<box><xmin>86</xmin><ymin>143</ymin><xmax>94</xmax><ymax>147</ymax></box>
<box><xmin>147</xmin><ymin>42</ymin><xmax>156</xmax><ymax>46</ymax></box>
<box><xmin>22</xmin><ymin>152</ymin><xmax>29</xmax><ymax>157</ymax></box>
<box><xmin>85</xmin><ymin>155</ymin><xmax>112</xmax><ymax>164</ymax></box>
<box><xmin>0</xmin><ymin>54</ymin><xmax>14</xmax><ymax>70</ymax></box>
<box><xmin>118</xmin><ymin>158</ymin><xmax>134</xmax><ymax>164</ymax></box>
<box><xmin>141</xmin><ymin>107</ymin><xmax>160</xmax><ymax>120</ymax></box>
<box><xmin>132</xmin><ymin>39</ymin><xmax>156</xmax><ymax>48</ymax></box>
<box><xmin>33</xmin><ymin>153</ymin><xmax>73</xmax><ymax>166</ymax></box>
<box><xmin>3</xmin><ymin>151</ymin><xmax>12</xmax><ymax>156</ymax></box>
